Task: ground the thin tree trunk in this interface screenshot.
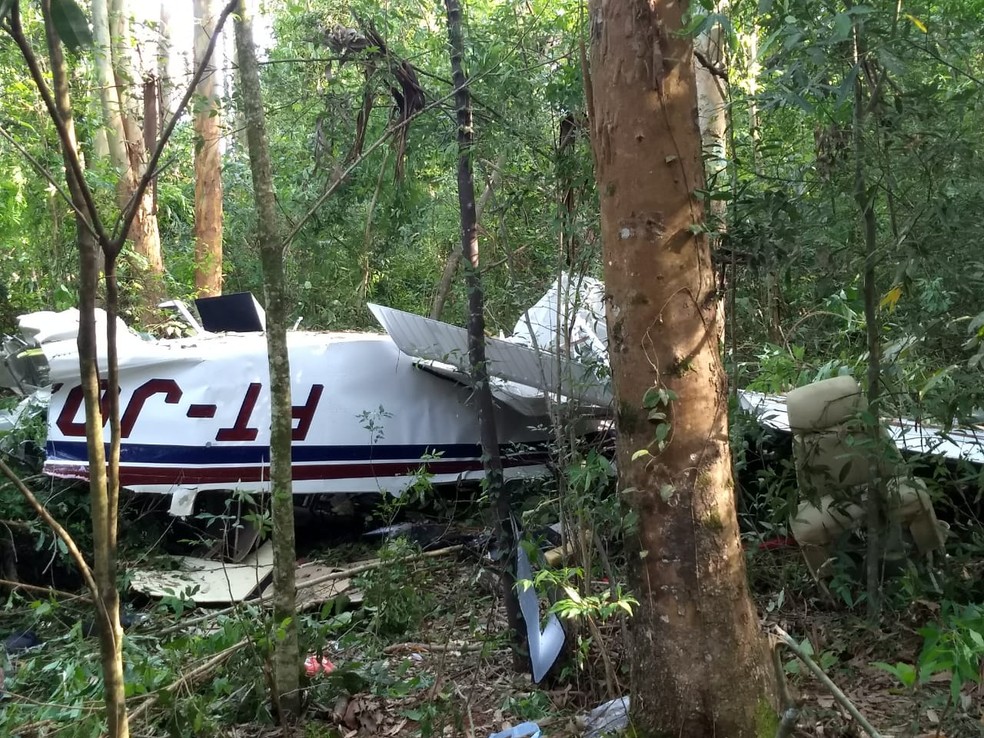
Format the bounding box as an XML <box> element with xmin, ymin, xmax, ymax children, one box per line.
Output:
<box><xmin>558</xmin><ymin>113</ymin><xmax>580</xmax><ymax>268</ymax></box>
<box><xmin>92</xmin><ymin>0</ymin><xmax>128</xmax><ymax>168</ymax></box>
<box><xmin>234</xmin><ymin>0</ymin><xmax>300</xmax><ymax>718</ymax></box>
<box><xmin>39</xmin><ymin>4</ymin><xmax>128</xmax><ymax>736</ymax></box>
<box><xmin>695</xmin><ymin>21</ymin><xmax>727</xmax><ymax>228</ymax></box>
<box><xmin>194</xmin><ymin>0</ymin><xmax>224</xmax><ymax>296</ymax></box>
<box><xmin>429</xmin><ymin>154</ymin><xmax>503</xmax><ymax>320</ymax></box>
<box><xmin>587</xmin><ymin>0</ymin><xmax>777</xmax><ymax>734</ymax></box>
<box><xmin>852</xmin><ymin>21</ymin><xmax>885</xmax><ymax>623</ymax></box>
<box><xmin>92</xmin><ymin>0</ymin><xmax>165</xmax><ymax>314</ymax></box>
<box><xmin>742</xmin><ymin>30</ymin><xmax>782</xmax><ymax>342</ymax></box>
<box><xmin>142</xmin><ymin>75</ymin><xmax>159</xmax><ymax>214</ymax></box>
<box><xmin>443</xmin><ymin>0</ymin><xmax>524</xmax><ymax>667</ymax></box>
<box><xmin>158</xmin><ymin>3</ymin><xmax>176</xmax><ymax>118</ymax></box>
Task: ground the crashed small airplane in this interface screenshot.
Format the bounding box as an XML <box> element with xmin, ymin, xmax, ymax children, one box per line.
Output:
<box><xmin>2</xmin><ymin>275</ymin><xmax>981</xmax><ymax>522</ymax></box>
<box><xmin>0</xmin><ymin>277</ymin><xmax>613</xmax><ymax>517</ymax></box>
<box><xmin>3</xmin><ymin>276</ymin><xmax>983</xmax><ymax>678</ymax></box>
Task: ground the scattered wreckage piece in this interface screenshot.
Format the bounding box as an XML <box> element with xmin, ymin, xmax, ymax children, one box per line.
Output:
<box><xmin>129</xmin><ymin>542</ymin><xmax>275</xmax><ymax>605</ymax></box>
<box><xmin>516</xmin><ymin>542</ymin><xmax>566</xmax><ymax>684</ymax></box>
<box><xmin>129</xmin><ymin>546</ymin><xmax>359</xmax><ymax>609</ymax></box>
<box><xmin>489</xmin><ymin>722</ymin><xmax>542</xmax><ymax>738</ymax></box>
<box><xmin>580</xmin><ymin>696</ymin><xmax>630</xmax><ymax>738</ymax></box>
<box><xmin>262</xmin><ymin>561</ymin><xmax>356</xmax><ymax>610</ymax></box>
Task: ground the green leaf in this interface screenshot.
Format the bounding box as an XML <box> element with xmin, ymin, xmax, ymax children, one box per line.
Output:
<box><xmin>872</xmin><ymin>661</ymin><xmax>917</xmax><ymax>688</ymax></box>
<box><xmin>967</xmin><ymin>629</ymin><xmax>984</xmax><ymax>650</ymax></box>
<box><xmin>834</xmin><ymin>63</ymin><xmax>860</xmax><ymax>109</ymax></box>
<box><xmin>50</xmin><ymin>0</ymin><xmax>93</xmax><ymax>53</ymax></box>
<box><xmin>830</xmin><ymin>13</ymin><xmax>852</xmax><ymax>43</ymax></box>
<box><xmin>631</xmin><ymin>449</ymin><xmax>651</xmax><ymax>461</ymax></box>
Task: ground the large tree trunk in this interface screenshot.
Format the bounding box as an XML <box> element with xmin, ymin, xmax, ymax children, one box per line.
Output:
<box><xmin>587</xmin><ymin>1</ymin><xmax>776</xmax><ymax>735</ymax></box>
<box><xmin>443</xmin><ymin>0</ymin><xmax>523</xmax><ymax>666</ymax></box>
<box><xmin>194</xmin><ymin>0</ymin><xmax>224</xmax><ymax>296</ymax></box>
<box><xmin>39</xmin><ymin>4</ymin><xmax>128</xmax><ymax>736</ymax></box>
<box><xmin>234</xmin><ymin>0</ymin><xmax>300</xmax><ymax>718</ymax></box>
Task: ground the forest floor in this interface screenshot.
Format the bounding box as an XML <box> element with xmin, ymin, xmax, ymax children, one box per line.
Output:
<box><xmin>4</xmin><ymin>510</ymin><xmax>981</xmax><ymax>738</ymax></box>
<box><xmin>211</xmin><ymin>542</ymin><xmax>980</xmax><ymax>738</ymax></box>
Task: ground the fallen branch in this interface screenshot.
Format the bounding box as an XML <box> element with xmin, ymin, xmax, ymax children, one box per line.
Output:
<box><xmin>0</xmin><ymin>577</ymin><xmax>91</xmax><ymax>603</ymax></box>
<box><xmin>383</xmin><ymin>640</ymin><xmax>484</xmax><ymax>655</ymax></box>
<box><xmin>0</xmin><ymin>518</ymin><xmax>34</xmax><ymax>530</ymax></box>
<box><xmin>128</xmin><ymin>639</ymin><xmax>248</xmax><ymax>724</ymax></box>
<box><xmin>290</xmin><ymin>544</ymin><xmax>464</xmax><ymax>594</ymax></box>
<box><xmin>770</xmin><ymin>635</ymin><xmax>799</xmax><ymax>738</ymax></box>
<box><xmin>13</xmin><ymin>720</ymin><xmax>55</xmax><ymax>736</ymax></box>
<box><xmin>774</xmin><ymin>626</ymin><xmax>883</xmax><ymax>738</ymax></box>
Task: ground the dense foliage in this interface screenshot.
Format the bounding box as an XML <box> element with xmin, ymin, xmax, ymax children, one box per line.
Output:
<box><xmin>2</xmin><ymin>0</ymin><xmax>984</xmax><ymax>734</ymax></box>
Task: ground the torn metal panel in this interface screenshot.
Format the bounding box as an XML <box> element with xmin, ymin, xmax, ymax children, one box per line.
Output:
<box><xmin>367</xmin><ymin>303</ymin><xmax>612</xmax><ymax>408</ymax></box>
<box><xmin>516</xmin><ymin>544</ymin><xmax>566</xmax><ymax>683</ymax></box>
<box><xmin>509</xmin><ymin>273</ymin><xmax>608</xmax><ymax>366</ymax></box>
<box><xmin>738</xmin><ymin>390</ymin><xmax>984</xmax><ymax>466</ymax></box>
<box><xmin>415</xmin><ymin>359</ymin><xmax>555</xmax><ymax>417</ymax></box>
<box><xmin>168</xmin><ymin>487</ymin><xmax>199</xmax><ymax>518</ymax></box>
<box><xmin>129</xmin><ymin>542</ymin><xmax>275</xmax><ymax>605</ymax></box>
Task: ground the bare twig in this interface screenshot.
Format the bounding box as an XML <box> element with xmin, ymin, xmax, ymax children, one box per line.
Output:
<box><xmin>0</xmin><ymin>458</ymin><xmax>103</xmax><ymax>615</ymax></box>
<box><xmin>774</xmin><ymin>626</ymin><xmax>883</xmax><ymax>738</ymax></box>
<box><xmin>0</xmin><ymin>124</ymin><xmax>96</xmax><ymax>237</ymax></box>
<box><xmin>3</xmin><ymin>3</ymin><xmax>108</xmax><ymax>245</ymax></box>
<box><xmin>382</xmin><ymin>641</ymin><xmax>484</xmax><ymax>654</ymax></box>
<box><xmin>0</xmin><ymin>577</ymin><xmax>91</xmax><ymax>602</ymax></box>
<box><xmin>905</xmin><ymin>38</ymin><xmax>984</xmax><ymax>87</ymax></box>
<box><xmin>694</xmin><ymin>48</ymin><xmax>728</xmax><ymax>80</ymax></box>
<box><xmin>127</xmin><ymin>639</ymin><xmax>248</xmax><ymax>723</ymax></box>
<box><xmin>0</xmin><ymin>518</ymin><xmax>34</xmax><ymax>531</ymax></box>
<box><xmin>771</xmin><ymin>635</ymin><xmax>799</xmax><ymax>738</ymax></box>
<box><xmin>277</xmin><ymin>544</ymin><xmax>464</xmax><ymax>597</ymax></box>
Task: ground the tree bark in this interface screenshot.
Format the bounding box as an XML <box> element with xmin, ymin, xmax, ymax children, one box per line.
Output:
<box><xmin>38</xmin><ymin>4</ymin><xmax>128</xmax><ymax>736</ymax></box>
<box><xmin>92</xmin><ymin>0</ymin><xmax>164</xmax><ymax>315</ymax></box>
<box><xmin>558</xmin><ymin>113</ymin><xmax>582</xmax><ymax>268</ymax></box>
<box><xmin>443</xmin><ymin>0</ymin><xmax>524</xmax><ymax>667</ymax></box>
<box><xmin>587</xmin><ymin>1</ymin><xmax>777</xmax><ymax>735</ymax></box>
<box><xmin>429</xmin><ymin>154</ymin><xmax>503</xmax><ymax>320</ymax></box>
<box><xmin>92</xmin><ymin>0</ymin><xmax>128</xmax><ymax>168</ymax></box>
<box><xmin>852</xmin><ymin>19</ymin><xmax>885</xmax><ymax>622</ymax></box>
<box><xmin>234</xmin><ymin>0</ymin><xmax>300</xmax><ymax>718</ymax></box>
<box><xmin>194</xmin><ymin>0</ymin><xmax>224</xmax><ymax>297</ymax></box>
<box><xmin>158</xmin><ymin>2</ymin><xmax>176</xmax><ymax>118</ymax></box>
<box><xmin>695</xmin><ymin>21</ymin><xmax>727</xmax><ymax>230</ymax></box>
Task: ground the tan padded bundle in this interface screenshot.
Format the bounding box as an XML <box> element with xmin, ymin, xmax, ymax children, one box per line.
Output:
<box><xmin>785</xmin><ymin>376</ymin><xmax>947</xmax><ymax>579</ymax></box>
<box><xmin>787</xmin><ymin>375</ymin><xmax>868</xmax><ymax>431</ymax></box>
